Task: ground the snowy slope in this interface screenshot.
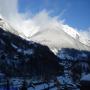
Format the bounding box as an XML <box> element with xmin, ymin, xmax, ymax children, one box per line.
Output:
<box><xmin>30</xmin><ymin>25</ymin><xmax>90</xmax><ymax>54</ymax></box>
<box><xmin>62</xmin><ymin>24</ymin><xmax>90</xmax><ymax>47</ymax></box>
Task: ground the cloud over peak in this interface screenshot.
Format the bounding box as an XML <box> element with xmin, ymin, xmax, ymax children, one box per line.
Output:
<box><xmin>0</xmin><ymin>0</ymin><xmax>90</xmax><ymax>41</ymax></box>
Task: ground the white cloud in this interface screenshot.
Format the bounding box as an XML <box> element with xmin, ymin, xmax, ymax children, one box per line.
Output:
<box><xmin>79</xmin><ymin>28</ymin><xmax>90</xmax><ymax>40</ymax></box>
<box><xmin>0</xmin><ymin>0</ymin><xmax>90</xmax><ymax>41</ymax></box>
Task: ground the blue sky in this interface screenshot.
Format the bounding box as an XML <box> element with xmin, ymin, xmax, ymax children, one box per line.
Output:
<box><xmin>18</xmin><ymin>0</ymin><xmax>90</xmax><ymax>30</ymax></box>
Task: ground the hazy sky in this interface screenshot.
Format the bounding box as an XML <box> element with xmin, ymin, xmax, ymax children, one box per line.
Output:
<box><xmin>18</xmin><ymin>0</ymin><xmax>90</xmax><ymax>30</ymax></box>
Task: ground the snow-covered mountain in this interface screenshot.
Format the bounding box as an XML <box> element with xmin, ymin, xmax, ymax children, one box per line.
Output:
<box><xmin>0</xmin><ymin>15</ymin><xmax>90</xmax><ymax>90</ymax></box>
<box><xmin>0</xmin><ymin>15</ymin><xmax>90</xmax><ymax>54</ymax></box>
<box><xmin>30</xmin><ymin>25</ymin><xmax>90</xmax><ymax>54</ymax></box>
